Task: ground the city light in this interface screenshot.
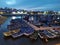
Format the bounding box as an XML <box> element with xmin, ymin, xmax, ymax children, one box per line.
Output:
<box><xmin>12</xmin><ymin>16</ymin><xmax>16</xmax><ymax>19</ymax></box>
<box><xmin>12</xmin><ymin>16</ymin><xmax>22</xmax><ymax>19</ymax></box>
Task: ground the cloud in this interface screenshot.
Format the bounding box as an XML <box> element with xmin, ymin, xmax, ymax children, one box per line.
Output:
<box><xmin>30</xmin><ymin>3</ymin><xmax>60</xmax><ymax>11</ymax></box>
<box><xmin>5</xmin><ymin>0</ymin><xmax>16</xmax><ymax>5</ymax></box>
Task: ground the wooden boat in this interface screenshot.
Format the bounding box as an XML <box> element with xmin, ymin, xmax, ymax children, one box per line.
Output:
<box><xmin>3</xmin><ymin>29</ymin><xmax>20</xmax><ymax>37</ymax></box>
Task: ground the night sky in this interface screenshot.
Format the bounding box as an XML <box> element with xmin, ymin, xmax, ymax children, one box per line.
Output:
<box><xmin>0</xmin><ymin>0</ymin><xmax>60</xmax><ymax>11</ymax></box>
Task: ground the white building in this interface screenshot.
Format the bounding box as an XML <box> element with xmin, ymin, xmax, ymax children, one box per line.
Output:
<box><xmin>12</xmin><ymin>11</ymin><xmax>27</xmax><ymax>14</ymax></box>
<box><xmin>12</xmin><ymin>11</ymin><xmax>17</xmax><ymax>14</ymax></box>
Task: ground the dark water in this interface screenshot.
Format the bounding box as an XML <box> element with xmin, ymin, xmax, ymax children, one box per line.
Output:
<box><xmin>0</xmin><ymin>16</ymin><xmax>60</xmax><ymax>45</ymax></box>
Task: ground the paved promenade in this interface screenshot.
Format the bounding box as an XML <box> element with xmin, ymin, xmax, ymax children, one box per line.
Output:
<box><xmin>24</xmin><ymin>20</ymin><xmax>60</xmax><ymax>31</ymax></box>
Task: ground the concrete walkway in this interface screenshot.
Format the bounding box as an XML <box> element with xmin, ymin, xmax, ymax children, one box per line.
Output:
<box><xmin>24</xmin><ymin>20</ymin><xmax>60</xmax><ymax>31</ymax></box>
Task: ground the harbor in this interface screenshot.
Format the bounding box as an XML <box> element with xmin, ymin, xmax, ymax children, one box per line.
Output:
<box><xmin>0</xmin><ymin>15</ymin><xmax>60</xmax><ymax>45</ymax></box>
